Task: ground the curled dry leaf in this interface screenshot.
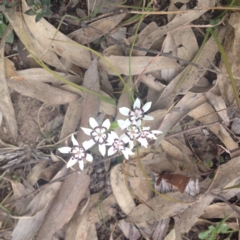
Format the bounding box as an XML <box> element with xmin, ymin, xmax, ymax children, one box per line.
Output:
<box><xmin>156</xmin><ymin>173</ymin><xmax>199</xmax><ymax>196</ymax></box>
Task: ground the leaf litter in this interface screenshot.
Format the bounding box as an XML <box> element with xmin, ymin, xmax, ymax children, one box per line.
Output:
<box><xmin>1</xmin><ymin>1</ymin><xmax>240</xmax><ymax>240</ymax></box>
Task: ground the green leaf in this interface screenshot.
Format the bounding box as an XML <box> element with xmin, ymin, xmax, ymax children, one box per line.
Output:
<box><xmin>43</xmin><ymin>8</ymin><xmax>52</xmax><ymax>16</ymax></box>
<box><xmin>198</xmin><ymin>229</ymin><xmax>212</xmax><ymax>239</ymax></box>
<box><xmin>27</xmin><ymin>0</ymin><xmax>34</xmax><ymax>6</ymax></box>
<box><xmin>0</xmin><ymin>22</ymin><xmax>14</xmax><ymax>44</ymax></box>
<box><xmin>35</xmin><ymin>12</ymin><xmax>43</xmax><ymax>22</ymax></box>
<box><xmin>34</xmin><ymin>0</ymin><xmax>42</xmax><ymax>6</ymax></box>
<box><xmin>109</xmin><ymin>121</ymin><xmax>119</xmax><ymax>131</ymax></box>
<box><xmin>25</xmin><ymin>9</ymin><xmax>37</xmax><ymax>16</ymax></box>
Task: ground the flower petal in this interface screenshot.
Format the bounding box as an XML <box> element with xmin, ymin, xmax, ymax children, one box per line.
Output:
<box><xmin>108</xmin><ymin>146</ymin><xmax>116</xmax><ymax>156</ymax></box>
<box><xmin>137</xmin><ymin>138</ymin><xmax>148</xmax><ymax>148</ymax></box>
<box><xmin>81</xmin><ymin>127</ymin><xmax>92</xmax><ymax>135</ymax></box>
<box><xmin>129</xmin><ymin>140</ymin><xmax>134</xmax><ymax>150</ymax></box>
<box><xmin>85</xmin><ymin>153</ymin><xmax>93</xmax><ymax>162</ymax></box>
<box><xmin>102</xmin><ymin>119</ymin><xmax>110</xmax><ymax>129</ymax></box>
<box><xmin>119</xmin><ymin>119</ymin><xmax>131</xmax><ymax>130</ymax></box>
<box><xmin>142</xmin><ymin>115</ymin><xmax>154</xmax><ymax>121</ymax></box>
<box><xmin>119</xmin><ymin>107</ymin><xmax>130</xmax><ymax>116</ymax></box>
<box><xmin>82</xmin><ymin>139</ymin><xmax>95</xmax><ymax>150</ymax></box>
<box><xmin>142</xmin><ymin>102</ymin><xmax>152</xmax><ymax>112</ymax></box>
<box><xmin>107</xmin><ymin>131</ymin><xmax>119</xmax><ymax>144</ymax></box>
<box><xmin>79</xmin><ymin>160</ymin><xmax>84</xmax><ymax>170</ymax></box>
<box><xmin>99</xmin><ymin>143</ymin><xmax>106</xmax><ymax>156</ymax></box>
<box><xmin>152</xmin><ymin>130</ymin><xmax>162</xmax><ymax>134</ymax></box>
<box><xmin>135</xmin><ymin>119</ymin><xmax>142</xmax><ymax>126</ymax></box>
<box><xmin>71</xmin><ymin>134</ymin><xmax>79</xmax><ymax>147</ymax></box>
<box><xmin>119</xmin><ymin>133</ymin><xmax>129</xmax><ymax>143</ymax></box>
<box><xmin>58</xmin><ymin>147</ymin><xmax>72</xmax><ymax>153</ymax></box>
<box><xmin>67</xmin><ymin>157</ymin><xmax>77</xmax><ymax>168</ymax></box>
<box><xmin>89</xmin><ymin>117</ymin><xmax>99</xmax><ymax>128</ymax></box>
<box><xmin>133</xmin><ymin>98</ymin><xmax>141</xmax><ymax>109</ymax></box>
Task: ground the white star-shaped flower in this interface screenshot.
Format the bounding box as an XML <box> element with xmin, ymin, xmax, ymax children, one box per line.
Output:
<box><xmin>107</xmin><ymin>131</ymin><xmax>134</xmax><ymax>160</ymax></box>
<box><xmin>123</xmin><ymin>125</ymin><xmax>141</xmax><ymax>149</ymax></box>
<box><xmin>58</xmin><ymin>135</ymin><xmax>93</xmax><ymax>170</ymax></box>
<box><xmin>117</xmin><ymin>98</ymin><xmax>154</xmax><ymax>130</ymax></box>
<box><xmin>81</xmin><ymin>118</ymin><xmax>110</xmax><ymax>156</ymax></box>
<box><xmin>136</xmin><ymin>127</ymin><xmax>162</xmax><ymax>148</ymax></box>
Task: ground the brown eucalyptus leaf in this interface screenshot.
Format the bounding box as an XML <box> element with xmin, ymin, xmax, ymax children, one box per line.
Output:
<box><xmin>16</xmin><ymin>69</ymin><xmax>82</xmax><ymax>84</ymax></box>
<box><xmin>130</xmin><ymin>22</ymin><xmax>159</xmax><ymax>56</ymax></box>
<box><xmin>35</xmin><ymin>171</ymin><xmax>90</xmax><ymax>240</ymax></box>
<box><xmin>118</xmin><ymin>220</ymin><xmax>141</xmax><ymax>240</ymax></box>
<box><xmin>155</xmin><ymin>93</ymin><xmax>207</xmax><ymax>146</ymax></box>
<box><xmin>22</xmin><ymin>0</ymin><xmax>92</xmax><ymax>69</ymax></box>
<box><xmin>87</xmin><ymin>0</ymin><xmax>123</xmax><ymax>13</ymax></box>
<box><xmin>59</xmin><ymin>98</ymin><xmax>83</xmax><ymax>140</ymax></box>
<box><xmin>65</xmin><ymin>193</ymin><xmax>100</xmax><ymax>240</ymax></box>
<box><xmin>175</xmin><ymin>155</ymin><xmax>240</xmax><ymax>239</ymax></box>
<box><xmin>200</xmin><ymin>203</ymin><xmax>239</xmax><ymax>219</ymax></box>
<box><xmin>98</xmin><ymin>56</ymin><xmax>179</xmax><ymax>76</ymax></box>
<box><xmin>0</xmin><ymin>37</ymin><xmax>17</xmax><ymax>139</ymax></box>
<box><xmin>12</xmin><ymin>182</ymin><xmax>61</xmax><ymax>240</ymax></box>
<box><xmin>88</xmin><ymin>194</ymin><xmax>117</xmax><ymax>223</ymax></box>
<box><xmin>35</xmin><ymin>60</ymin><xmax>100</xmax><ymax>240</ymax></box>
<box><xmin>172</xmin><ymin>26</ymin><xmax>198</xmax><ymax>65</ymax></box>
<box><xmin>4</xmin><ymin>11</ymin><xmax>66</xmax><ymax>70</ymax></box>
<box><xmin>161</xmin><ymin>34</ymin><xmax>178</xmax><ymax>82</ymax></box>
<box><xmin>68</xmin><ymin>13</ymin><xmax>126</xmax><ymax>44</ymax></box>
<box><xmin>138</xmin><ymin>0</ymin><xmax>215</xmax><ymax>51</ymax></box>
<box><xmin>8</xmin><ymin>180</ymin><xmax>35</xmax><ymax>215</ymax></box>
<box><xmin>110</xmin><ymin>164</ymin><xmax>136</xmax><ymax>215</ymax></box>
<box><xmin>153</xmin><ymin>27</ymin><xmax>226</xmax><ymax>110</ymax></box>
<box><xmin>76</xmin><ymin>58</ymin><xmax>100</xmax><ymax>143</ymax></box>
<box><xmin>125</xmin><ymin>192</ymin><xmax>195</xmax><ymax>224</ymax></box>
<box><xmin>7</xmin><ymin>79</ymin><xmax>78</xmax><ymax>105</ymax></box>
<box><xmin>188</xmin><ymin>102</ymin><xmax>238</xmax><ymax>151</ymax></box>
<box><xmin>26</xmin><ymin>159</ymin><xmax>49</xmax><ymax>185</ymax></box>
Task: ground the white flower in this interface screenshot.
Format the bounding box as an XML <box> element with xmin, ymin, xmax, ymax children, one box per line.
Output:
<box><xmin>81</xmin><ymin>118</ymin><xmax>110</xmax><ymax>156</ymax></box>
<box><xmin>136</xmin><ymin>127</ymin><xmax>162</xmax><ymax>148</ymax></box>
<box><xmin>117</xmin><ymin>98</ymin><xmax>154</xmax><ymax>129</ymax></box>
<box><xmin>107</xmin><ymin>131</ymin><xmax>134</xmax><ymax>160</ymax></box>
<box><xmin>123</xmin><ymin>125</ymin><xmax>141</xmax><ymax>149</ymax></box>
<box><xmin>58</xmin><ymin>135</ymin><xmax>93</xmax><ymax>170</ymax></box>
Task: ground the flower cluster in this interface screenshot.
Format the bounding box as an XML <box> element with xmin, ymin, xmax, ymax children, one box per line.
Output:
<box><xmin>58</xmin><ymin>98</ymin><xmax>162</xmax><ymax>170</ymax></box>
